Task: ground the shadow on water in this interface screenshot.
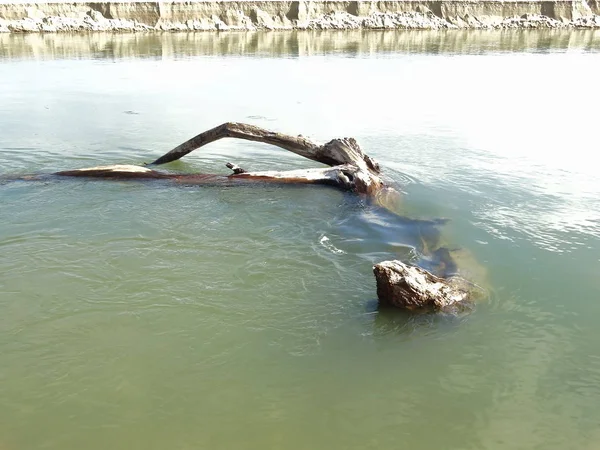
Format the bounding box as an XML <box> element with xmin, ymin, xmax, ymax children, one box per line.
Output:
<box><xmin>0</xmin><ymin>29</ymin><xmax>599</xmax><ymax>61</ymax></box>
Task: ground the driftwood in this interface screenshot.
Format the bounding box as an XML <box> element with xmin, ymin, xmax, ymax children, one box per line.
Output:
<box><xmin>149</xmin><ymin>122</ymin><xmax>383</xmax><ymax>194</ymax></box>
<box><xmin>50</xmin><ymin>122</ymin><xmax>476</xmax><ymax>312</ymax></box>
<box><xmin>373</xmin><ymin>260</ymin><xmax>472</xmax><ymax>312</ymax></box>
<box><xmin>56</xmin><ymin>122</ymin><xmax>383</xmax><ymax>195</ymax></box>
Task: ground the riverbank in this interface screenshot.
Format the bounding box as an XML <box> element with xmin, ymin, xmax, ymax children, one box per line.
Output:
<box><xmin>1</xmin><ymin>0</ymin><xmax>599</xmax><ymax>32</ymax></box>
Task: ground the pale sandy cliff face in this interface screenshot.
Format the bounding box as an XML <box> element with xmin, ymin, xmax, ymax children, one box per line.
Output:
<box><xmin>0</xmin><ymin>0</ymin><xmax>599</xmax><ymax>32</ymax></box>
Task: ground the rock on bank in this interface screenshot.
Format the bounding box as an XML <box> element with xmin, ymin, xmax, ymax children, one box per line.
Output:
<box><xmin>0</xmin><ymin>1</ymin><xmax>599</xmax><ymax>32</ymax></box>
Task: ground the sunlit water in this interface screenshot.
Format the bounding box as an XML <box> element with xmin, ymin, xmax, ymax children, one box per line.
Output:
<box><xmin>1</xmin><ymin>30</ymin><xmax>599</xmax><ymax>449</ymax></box>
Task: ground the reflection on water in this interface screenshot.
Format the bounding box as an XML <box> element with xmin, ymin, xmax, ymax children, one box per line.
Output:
<box><xmin>1</xmin><ymin>29</ymin><xmax>599</xmax><ymax>60</ymax></box>
<box><xmin>1</xmin><ymin>30</ymin><xmax>600</xmax><ymax>450</ymax></box>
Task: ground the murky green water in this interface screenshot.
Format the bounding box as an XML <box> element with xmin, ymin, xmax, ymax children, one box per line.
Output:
<box><xmin>1</xmin><ymin>30</ymin><xmax>599</xmax><ymax>449</ymax></box>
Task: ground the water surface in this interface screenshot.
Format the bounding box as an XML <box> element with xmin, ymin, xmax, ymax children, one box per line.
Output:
<box><xmin>1</xmin><ymin>30</ymin><xmax>600</xmax><ymax>450</ymax></box>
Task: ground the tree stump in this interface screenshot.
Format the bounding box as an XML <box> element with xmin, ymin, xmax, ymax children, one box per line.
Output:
<box><xmin>373</xmin><ymin>260</ymin><xmax>472</xmax><ymax>312</ymax></box>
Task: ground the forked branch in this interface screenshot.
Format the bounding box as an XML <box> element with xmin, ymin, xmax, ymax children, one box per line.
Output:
<box><xmin>149</xmin><ymin>122</ymin><xmax>383</xmax><ymax>195</ymax></box>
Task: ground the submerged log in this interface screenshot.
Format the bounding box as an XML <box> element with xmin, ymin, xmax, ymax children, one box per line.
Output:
<box><xmin>49</xmin><ymin>122</ymin><xmax>481</xmax><ymax>313</ymax></box>
<box><xmin>55</xmin><ymin>162</ymin><xmax>366</xmax><ymax>190</ymax></box>
<box><xmin>55</xmin><ymin>164</ymin><xmax>170</xmax><ymax>179</ymax></box>
<box><xmin>373</xmin><ymin>260</ymin><xmax>472</xmax><ymax>312</ymax></box>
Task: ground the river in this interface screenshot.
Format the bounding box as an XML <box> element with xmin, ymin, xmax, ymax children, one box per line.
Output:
<box><xmin>1</xmin><ymin>30</ymin><xmax>599</xmax><ymax>449</ymax></box>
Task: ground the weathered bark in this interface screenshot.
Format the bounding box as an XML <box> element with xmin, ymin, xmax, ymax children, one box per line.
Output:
<box><xmin>373</xmin><ymin>260</ymin><xmax>472</xmax><ymax>312</ymax></box>
<box><xmin>55</xmin><ymin>164</ymin><xmax>170</xmax><ymax>179</ymax></box>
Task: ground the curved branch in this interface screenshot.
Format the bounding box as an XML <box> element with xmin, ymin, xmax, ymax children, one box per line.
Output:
<box><xmin>150</xmin><ymin>122</ymin><xmax>381</xmax><ymax>173</ymax></box>
<box><xmin>150</xmin><ymin>122</ymin><xmax>321</xmax><ymax>166</ymax></box>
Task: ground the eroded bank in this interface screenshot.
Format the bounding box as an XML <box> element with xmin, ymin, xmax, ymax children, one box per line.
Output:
<box><xmin>1</xmin><ymin>0</ymin><xmax>599</xmax><ymax>32</ymax></box>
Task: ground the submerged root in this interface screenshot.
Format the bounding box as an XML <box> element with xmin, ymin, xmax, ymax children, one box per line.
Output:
<box><xmin>48</xmin><ymin>122</ymin><xmax>485</xmax><ymax>313</ymax></box>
